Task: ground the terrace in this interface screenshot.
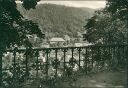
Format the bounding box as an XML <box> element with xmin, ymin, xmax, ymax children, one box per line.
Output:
<box><xmin>0</xmin><ymin>44</ymin><xmax>127</xmax><ymax>88</ymax></box>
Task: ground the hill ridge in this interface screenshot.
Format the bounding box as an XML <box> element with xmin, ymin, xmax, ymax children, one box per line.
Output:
<box><xmin>17</xmin><ymin>3</ymin><xmax>95</xmax><ymax>38</ymax></box>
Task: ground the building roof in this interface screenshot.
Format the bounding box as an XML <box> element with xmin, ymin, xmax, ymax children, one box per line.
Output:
<box><xmin>75</xmin><ymin>42</ymin><xmax>93</xmax><ymax>47</ymax></box>
<box><xmin>74</xmin><ymin>43</ymin><xmax>83</xmax><ymax>47</ymax></box>
<box><xmin>50</xmin><ymin>37</ymin><xmax>65</xmax><ymax>42</ymax></box>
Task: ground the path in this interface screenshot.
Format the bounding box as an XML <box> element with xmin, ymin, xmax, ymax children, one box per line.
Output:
<box><xmin>56</xmin><ymin>70</ymin><xmax>127</xmax><ymax>88</ymax></box>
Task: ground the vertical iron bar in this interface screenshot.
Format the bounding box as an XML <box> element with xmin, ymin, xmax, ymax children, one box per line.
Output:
<box><xmin>91</xmin><ymin>47</ymin><xmax>94</xmax><ymax>71</ymax></box>
<box><xmin>63</xmin><ymin>49</ymin><xmax>66</xmax><ymax>73</ymax></box>
<box><xmin>114</xmin><ymin>46</ymin><xmax>117</xmax><ymax>69</ymax></box>
<box><xmin>118</xmin><ymin>46</ymin><xmax>121</xmax><ymax>67</ymax></box>
<box><xmin>102</xmin><ymin>46</ymin><xmax>105</xmax><ymax>69</ymax></box>
<box><xmin>71</xmin><ymin>48</ymin><xmax>74</xmax><ymax>59</ymax></box>
<box><xmin>78</xmin><ymin>48</ymin><xmax>81</xmax><ymax>69</ymax></box>
<box><xmin>0</xmin><ymin>30</ymin><xmax>6</xmax><ymax>87</ymax></box>
<box><xmin>13</xmin><ymin>47</ymin><xmax>17</xmax><ymax>88</ymax></box>
<box><xmin>36</xmin><ymin>51</ymin><xmax>39</xmax><ymax>77</ymax></box>
<box><xmin>98</xmin><ymin>46</ymin><xmax>101</xmax><ymax>72</ymax></box>
<box><xmin>108</xmin><ymin>45</ymin><xmax>111</xmax><ymax>70</ymax></box>
<box><xmin>69</xmin><ymin>48</ymin><xmax>74</xmax><ymax>76</ymax></box>
<box><xmin>112</xmin><ymin>46</ymin><xmax>116</xmax><ymax>70</ymax></box>
<box><xmin>121</xmin><ymin>45</ymin><xmax>124</xmax><ymax>68</ymax></box>
<box><xmin>55</xmin><ymin>49</ymin><xmax>58</xmax><ymax>78</ymax></box>
<box><xmin>0</xmin><ymin>50</ymin><xmax>3</xmax><ymax>87</ymax></box>
<box><xmin>25</xmin><ymin>51</ymin><xmax>28</xmax><ymax>78</ymax></box>
<box><xmin>85</xmin><ymin>47</ymin><xmax>88</xmax><ymax>74</ymax></box>
<box><xmin>111</xmin><ymin>46</ymin><xmax>114</xmax><ymax>70</ymax></box>
<box><xmin>90</xmin><ymin>46</ymin><xmax>93</xmax><ymax>72</ymax></box>
<box><xmin>46</xmin><ymin>49</ymin><xmax>49</xmax><ymax>78</ymax></box>
<box><xmin>122</xmin><ymin>45</ymin><xmax>124</xmax><ymax>66</ymax></box>
<box><xmin>71</xmin><ymin>48</ymin><xmax>74</xmax><ymax>70</ymax></box>
<box><xmin>123</xmin><ymin>45</ymin><xmax>126</xmax><ymax>68</ymax></box>
<box><xmin>126</xmin><ymin>45</ymin><xmax>128</xmax><ymax>88</ymax></box>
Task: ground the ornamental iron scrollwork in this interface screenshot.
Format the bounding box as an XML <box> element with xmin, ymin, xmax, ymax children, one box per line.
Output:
<box><xmin>0</xmin><ymin>44</ymin><xmax>127</xmax><ymax>88</ymax></box>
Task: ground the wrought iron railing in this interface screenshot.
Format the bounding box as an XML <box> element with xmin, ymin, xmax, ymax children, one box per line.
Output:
<box><xmin>0</xmin><ymin>44</ymin><xmax>128</xmax><ymax>88</ymax></box>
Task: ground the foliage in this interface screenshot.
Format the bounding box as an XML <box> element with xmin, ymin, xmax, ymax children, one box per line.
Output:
<box><xmin>84</xmin><ymin>0</ymin><xmax>128</xmax><ymax>70</ymax></box>
<box><xmin>106</xmin><ymin>0</ymin><xmax>128</xmax><ymax>20</ymax></box>
<box><xmin>0</xmin><ymin>0</ymin><xmax>43</xmax><ymax>50</ymax></box>
<box><xmin>105</xmin><ymin>0</ymin><xmax>128</xmax><ymax>43</ymax></box>
<box><xmin>84</xmin><ymin>6</ymin><xmax>127</xmax><ymax>44</ymax></box>
<box><xmin>21</xmin><ymin>0</ymin><xmax>40</xmax><ymax>10</ymax></box>
<box><xmin>0</xmin><ymin>0</ymin><xmax>43</xmax><ymax>87</ymax></box>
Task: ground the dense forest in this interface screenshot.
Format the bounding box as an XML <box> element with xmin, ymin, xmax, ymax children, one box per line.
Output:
<box><xmin>17</xmin><ymin>4</ymin><xmax>95</xmax><ymax>38</ymax></box>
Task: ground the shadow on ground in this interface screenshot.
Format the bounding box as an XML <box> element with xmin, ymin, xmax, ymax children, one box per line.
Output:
<box><xmin>56</xmin><ymin>70</ymin><xmax>127</xmax><ymax>88</ymax></box>
<box><xmin>24</xmin><ymin>69</ymin><xmax>127</xmax><ymax>88</ymax></box>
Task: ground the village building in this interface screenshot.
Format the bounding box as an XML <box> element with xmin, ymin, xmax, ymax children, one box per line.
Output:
<box><xmin>49</xmin><ymin>37</ymin><xmax>65</xmax><ymax>47</ymax></box>
<box><xmin>40</xmin><ymin>43</ymin><xmax>50</xmax><ymax>48</ymax></box>
<box><xmin>74</xmin><ymin>42</ymin><xmax>93</xmax><ymax>47</ymax></box>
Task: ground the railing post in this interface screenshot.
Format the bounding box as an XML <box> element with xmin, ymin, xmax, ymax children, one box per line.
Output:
<box><xmin>85</xmin><ymin>47</ymin><xmax>88</xmax><ymax>74</ymax></box>
<box><xmin>70</xmin><ymin>48</ymin><xmax>74</xmax><ymax>69</ymax></box>
<box><xmin>25</xmin><ymin>47</ymin><xmax>30</xmax><ymax>78</ymax></box>
<box><xmin>91</xmin><ymin>47</ymin><xmax>94</xmax><ymax>71</ymax></box>
<box><xmin>0</xmin><ymin>49</ymin><xmax>3</xmax><ymax>87</ymax></box>
<box><xmin>35</xmin><ymin>50</ymin><xmax>39</xmax><ymax>77</ymax></box>
<box><xmin>63</xmin><ymin>49</ymin><xmax>67</xmax><ymax>74</ymax></box>
<box><xmin>98</xmin><ymin>46</ymin><xmax>101</xmax><ymax>71</ymax></box>
<box><xmin>13</xmin><ymin>47</ymin><xmax>18</xmax><ymax>88</ymax></box>
<box><xmin>63</xmin><ymin>49</ymin><xmax>66</xmax><ymax>71</ymax></box>
<box><xmin>25</xmin><ymin>53</ymin><xmax>28</xmax><ymax>77</ymax></box>
<box><xmin>55</xmin><ymin>49</ymin><xmax>58</xmax><ymax>78</ymax></box>
<box><xmin>71</xmin><ymin>48</ymin><xmax>74</xmax><ymax>59</ymax></box>
<box><xmin>126</xmin><ymin>45</ymin><xmax>128</xmax><ymax>88</ymax></box>
<box><xmin>78</xmin><ymin>48</ymin><xmax>81</xmax><ymax>70</ymax></box>
<box><xmin>45</xmin><ymin>49</ymin><xmax>49</xmax><ymax>79</ymax></box>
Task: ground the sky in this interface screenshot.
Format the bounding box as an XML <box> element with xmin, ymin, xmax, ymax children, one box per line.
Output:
<box><xmin>38</xmin><ymin>1</ymin><xmax>106</xmax><ymax>9</ymax></box>
<box><xmin>16</xmin><ymin>1</ymin><xmax>106</xmax><ymax>9</ymax></box>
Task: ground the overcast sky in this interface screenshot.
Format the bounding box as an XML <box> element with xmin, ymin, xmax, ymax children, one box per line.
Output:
<box><xmin>38</xmin><ymin>1</ymin><xmax>106</xmax><ymax>9</ymax></box>
<box><xmin>16</xmin><ymin>1</ymin><xmax>106</xmax><ymax>9</ymax></box>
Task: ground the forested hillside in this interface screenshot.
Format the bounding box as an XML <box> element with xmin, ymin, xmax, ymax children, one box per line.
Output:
<box><xmin>17</xmin><ymin>3</ymin><xmax>95</xmax><ymax>38</ymax></box>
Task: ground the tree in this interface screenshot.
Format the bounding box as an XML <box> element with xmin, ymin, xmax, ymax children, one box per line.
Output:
<box><xmin>84</xmin><ymin>10</ymin><xmax>127</xmax><ymax>44</ymax></box>
<box><xmin>0</xmin><ymin>0</ymin><xmax>43</xmax><ymax>86</ymax></box>
<box><xmin>106</xmin><ymin>0</ymin><xmax>128</xmax><ymax>43</ymax></box>
<box><xmin>83</xmin><ymin>0</ymin><xmax>127</xmax><ymax>70</ymax></box>
<box><xmin>106</xmin><ymin>0</ymin><xmax>128</xmax><ymax>20</ymax></box>
<box><xmin>84</xmin><ymin>0</ymin><xmax>128</xmax><ymax>44</ymax></box>
<box><xmin>0</xmin><ymin>0</ymin><xmax>43</xmax><ymax>50</ymax></box>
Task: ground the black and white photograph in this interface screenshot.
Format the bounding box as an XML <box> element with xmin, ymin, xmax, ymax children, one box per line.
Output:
<box><xmin>0</xmin><ymin>0</ymin><xmax>127</xmax><ymax>88</ymax></box>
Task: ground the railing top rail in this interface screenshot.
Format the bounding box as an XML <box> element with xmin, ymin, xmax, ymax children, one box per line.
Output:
<box><xmin>6</xmin><ymin>44</ymin><xmax>128</xmax><ymax>52</ymax></box>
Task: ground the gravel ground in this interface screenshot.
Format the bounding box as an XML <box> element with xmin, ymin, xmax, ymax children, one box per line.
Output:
<box><xmin>23</xmin><ymin>69</ymin><xmax>127</xmax><ymax>88</ymax></box>
<box><xmin>56</xmin><ymin>70</ymin><xmax>127</xmax><ymax>88</ymax></box>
